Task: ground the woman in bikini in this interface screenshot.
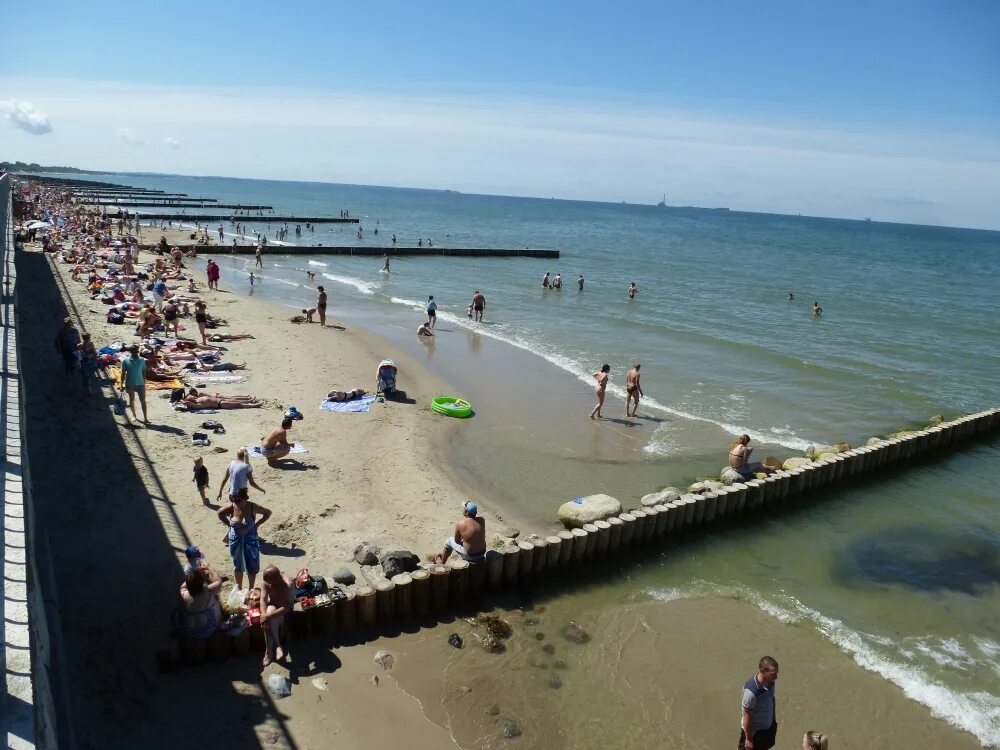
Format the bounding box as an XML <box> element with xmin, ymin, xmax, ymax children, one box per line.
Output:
<box><xmin>590</xmin><ymin>364</ymin><xmax>611</xmax><ymax>419</ymax></box>
<box><xmin>325</xmin><ymin>388</ymin><xmax>367</xmax><ymax>402</ymax></box>
<box><xmin>728</xmin><ymin>434</ymin><xmax>777</xmax><ymax>480</ymax></box>
<box><xmin>162</xmin><ymin>300</ymin><xmax>179</xmax><ymax>337</ymax></box>
<box><xmin>194</xmin><ymin>300</ymin><xmax>208</xmax><ymax>345</ymax></box>
<box><xmin>184</xmin><ymin>388</ymin><xmax>262</xmax><ymax>409</ymax></box>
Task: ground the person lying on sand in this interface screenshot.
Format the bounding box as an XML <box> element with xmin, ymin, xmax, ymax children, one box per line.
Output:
<box><xmin>208</xmin><ymin>333</ymin><xmax>255</xmax><ymax>342</ymax></box>
<box><xmin>325</xmin><ymin>388</ymin><xmax>367</xmax><ymax>402</ymax></box>
<box><xmin>260</xmin><ymin>416</ymin><xmax>294</xmax><ymax>465</ymax></box>
<box><xmin>433</xmin><ymin>501</ymin><xmax>486</xmax><ymax>564</ymax></box>
<box><xmin>183</xmin><ymin>388</ymin><xmax>262</xmax><ymax>409</ymax></box>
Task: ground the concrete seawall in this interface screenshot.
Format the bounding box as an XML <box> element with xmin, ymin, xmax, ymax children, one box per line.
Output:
<box><xmin>158</xmin><ymin>404</ymin><xmax>999</xmax><ymax>670</ymax></box>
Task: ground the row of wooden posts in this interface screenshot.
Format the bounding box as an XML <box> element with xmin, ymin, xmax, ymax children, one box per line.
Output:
<box><xmin>160</xmin><ymin>406</ymin><xmax>1000</xmax><ymax>670</ymax></box>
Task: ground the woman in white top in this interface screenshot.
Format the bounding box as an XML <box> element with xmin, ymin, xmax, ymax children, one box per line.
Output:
<box><xmin>216</xmin><ymin>447</ymin><xmax>267</xmax><ymax>502</ymax></box>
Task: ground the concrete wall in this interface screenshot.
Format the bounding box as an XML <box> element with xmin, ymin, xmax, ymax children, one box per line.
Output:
<box><xmin>1</xmin><ymin>174</ymin><xmax>62</xmax><ymax>749</ymax></box>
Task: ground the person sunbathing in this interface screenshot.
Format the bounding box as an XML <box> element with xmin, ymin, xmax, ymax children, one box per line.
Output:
<box><xmin>182</xmin><ymin>359</ymin><xmax>247</xmax><ymax>372</ymax></box>
<box><xmin>184</xmin><ymin>388</ymin><xmax>262</xmax><ymax>409</ymax></box>
<box><xmin>325</xmin><ymin>388</ymin><xmax>367</xmax><ymax>402</ymax></box>
<box><xmin>208</xmin><ymin>333</ymin><xmax>255</xmax><ymax>342</ymax></box>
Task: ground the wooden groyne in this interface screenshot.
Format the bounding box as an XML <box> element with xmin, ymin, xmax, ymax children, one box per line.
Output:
<box><xmin>157</xmin><ymin>406</ymin><xmax>999</xmax><ymax>670</ymax></box>
<box><xmin>141</xmin><ymin>244</ymin><xmax>560</xmax><ymax>258</ymax></box>
<box><xmin>90</xmin><ymin>201</ymin><xmax>275</xmax><ymax>210</ymax></box>
<box><xmin>138</xmin><ymin>214</ymin><xmax>358</xmax><ymax>223</ymax></box>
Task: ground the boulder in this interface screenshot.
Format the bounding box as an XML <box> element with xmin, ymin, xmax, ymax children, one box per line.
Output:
<box><xmin>866</xmin><ymin>437</ymin><xmax>882</xmax><ymax>447</ymax></box>
<box><xmin>720</xmin><ymin>467</ymin><xmax>743</xmax><ymax>486</ymax></box>
<box><xmin>557</xmin><ymin>494</ymin><xmax>621</xmax><ymax>528</ymax></box>
<box><xmin>562</xmin><ymin>621</ymin><xmax>591</xmax><ymax>644</ymax></box>
<box><xmin>379</xmin><ymin>550</ymin><xmax>419</xmax><ymax>578</ymax></box>
<box><xmin>640</xmin><ymin>487</ymin><xmax>682</xmax><ymax>507</ymax></box>
<box><xmin>782</xmin><ymin>457</ymin><xmax>813</xmax><ymax>471</ymax></box>
<box><xmin>330</xmin><ymin>566</ymin><xmax>356</xmax><ymax>585</ymax></box>
<box><xmin>687</xmin><ymin>480</ymin><xmax>724</xmax><ymax>495</ymax></box>
<box><xmin>817</xmin><ymin>452</ymin><xmax>839</xmax><ymax>462</ymax></box>
<box><xmin>496</xmin><ymin>718</ymin><xmax>522</xmax><ymax>739</ymax></box>
<box><xmin>353</xmin><ymin>543</ymin><xmax>380</xmax><ymax>566</ymax></box>
<box><xmin>929</xmin><ymin>414</ymin><xmax>944</xmax><ymax>426</ymax></box>
<box><xmin>833</xmin><ymin>442</ymin><xmax>852</xmax><ymax>453</ymax></box>
<box><xmin>804</xmin><ymin>445</ymin><xmax>838</xmax><ymax>460</ymax></box>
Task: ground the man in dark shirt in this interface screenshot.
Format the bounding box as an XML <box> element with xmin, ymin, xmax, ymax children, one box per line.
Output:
<box><xmin>739</xmin><ymin>656</ymin><xmax>779</xmax><ymax>750</ymax></box>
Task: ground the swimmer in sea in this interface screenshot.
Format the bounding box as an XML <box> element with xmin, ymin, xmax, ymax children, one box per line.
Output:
<box><xmin>382</xmin><ymin>254</ymin><xmax>391</xmax><ymax>273</ymax></box>
<box><xmin>578</xmin><ymin>274</ymin><xmax>584</xmax><ymax>291</ymax></box>
<box><xmin>813</xmin><ymin>301</ymin><xmax>823</xmax><ymax>317</ymax></box>
<box><xmin>542</xmin><ymin>272</ymin><xmax>550</xmax><ymax>289</ymax></box>
<box><xmin>628</xmin><ymin>281</ymin><xmax>639</xmax><ymax>299</ymax></box>
<box><xmin>788</xmin><ymin>292</ymin><xmax>794</xmax><ymax>301</ymax></box>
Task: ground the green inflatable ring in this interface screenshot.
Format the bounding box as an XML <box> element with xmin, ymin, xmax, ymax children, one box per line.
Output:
<box><xmin>431</xmin><ymin>396</ymin><xmax>473</xmax><ymax>418</ymax></box>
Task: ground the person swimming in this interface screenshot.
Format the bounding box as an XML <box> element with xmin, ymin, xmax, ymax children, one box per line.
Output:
<box><xmin>813</xmin><ymin>301</ymin><xmax>823</xmax><ymax>316</ymax></box>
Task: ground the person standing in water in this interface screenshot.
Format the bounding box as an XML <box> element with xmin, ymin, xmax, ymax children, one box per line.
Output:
<box><xmin>542</xmin><ymin>272</ymin><xmax>551</xmax><ymax>288</ymax></box>
<box><xmin>426</xmin><ymin>295</ymin><xmax>437</xmax><ymax>328</ymax></box>
<box><xmin>255</xmin><ymin>245</ymin><xmax>263</xmax><ymax>269</ymax></box>
<box><xmin>471</xmin><ymin>290</ymin><xmax>486</xmax><ymax>323</ymax></box>
<box><xmin>787</xmin><ymin>292</ymin><xmax>794</xmax><ymax>301</ymax></box>
<box><xmin>317</xmin><ymin>286</ymin><xmax>328</xmax><ymax>327</ymax></box>
<box><xmin>578</xmin><ymin>274</ymin><xmax>585</xmax><ymax>291</ymax></box>
<box><xmin>590</xmin><ymin>364</ymin><xmax>610</xmax><ymax>419</ymax></box>
<box><xmin>813</xmin><ymin>301</ymin><xmax>823</xmax><ymax>317</ymax></box>
<box><xmin>382</xmin><ymin>254</ymin><xmax>391</xmax><ymax>273</ymax></box>
<box><xmin>552</xmin><ymin>273</ymin><xmax>562</xmax><ymax>290</ymax></box>
<box><xmin>625</xmin><ymin>363</ymin><xmax>643</xmax><ymax>417</ymax></box>
<box><xmin>628</xmin><ymin>281</ymin><xmax>639</xmax><ymax>299</ymax></box>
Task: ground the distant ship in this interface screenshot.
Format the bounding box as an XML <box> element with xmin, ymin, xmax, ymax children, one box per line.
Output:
<box><xmin>657</xmin><ymin>194</ymin><xmax>666</xmax><ymax>207</ymax></box>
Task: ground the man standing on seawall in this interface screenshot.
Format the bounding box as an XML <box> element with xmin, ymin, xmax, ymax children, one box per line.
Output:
<box><xmin>739</xmin><ymin>656</ymin><xmax>779</xmax><ymax>750</ymax></box>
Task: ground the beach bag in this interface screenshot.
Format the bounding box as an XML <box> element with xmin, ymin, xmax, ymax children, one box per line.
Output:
<box><xmin>113</xmin><ymin>392</ymin><xmax>126</xmax><ymax>416</ymax></box>
<box><xmin>294</xmin><ymin>568</ymin><xmax>328</xmax><ymax>599</ymax></box>
<box><xmin>169</xmin><ymin>387</ymin><xmax>185</xmax><ymax>404</ymax></box>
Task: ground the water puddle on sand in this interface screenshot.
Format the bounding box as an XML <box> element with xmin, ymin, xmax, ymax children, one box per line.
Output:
<box><xmin>387</xmin><ymin>593</ymin><xmax>988</xmax><ymax>749</ymax></box>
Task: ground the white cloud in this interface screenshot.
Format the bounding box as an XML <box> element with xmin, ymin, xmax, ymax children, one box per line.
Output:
<box><xmin>164</xmin><ymin>136</ymin><xmax>181</xmax><ymax>150</ymax></box>
<box><xmin>0</xmin><ymin>99</ymin><xmax>52</xmax><ymax>134</ymax></box>
<box><xmin>2</xmin><ymin>76</ymin><xmax>998</xmax><ymax>229</ymax></box>
<box><xmin>116</xmin><ymin>126</ymin><xmax>143</xmax><ymax>145</ymax></box>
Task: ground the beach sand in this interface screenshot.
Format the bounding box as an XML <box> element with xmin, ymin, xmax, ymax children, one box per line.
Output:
<box><xmin>16</xmin><ymin>240</ymin><xmax>501</xmax><ymax>747</ymax></box>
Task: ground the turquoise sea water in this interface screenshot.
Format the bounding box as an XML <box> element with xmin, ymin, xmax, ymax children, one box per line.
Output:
<box><xmin>78</xmin><ymin>173</ymin><xmax>1000</xmax><ymax>744</ymax></box>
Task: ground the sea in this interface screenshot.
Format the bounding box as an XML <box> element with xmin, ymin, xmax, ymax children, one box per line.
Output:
<box><xmin>74</xmin><ymin>173</ymin><xmax>999</xmax><ymax>746</ymax></box>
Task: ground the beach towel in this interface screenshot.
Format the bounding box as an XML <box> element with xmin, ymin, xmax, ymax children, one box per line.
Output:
<box><xmin>175</xmin><ymin>408</ymin><xmax>220</xmax><ymax>414</ymax></box>
<box><xmin>319</xmin><ymin>395</ymin><xmax>376</xmax><ymax>414</ymax></box>
<box><xmin>110</xmin><ymin>365</ymin><xmax>182</xmax><ymax>391</ymax></box>
<box><xmin>184</xmin><ymin>372</ymin><xmax>246</xmax><ymax>384</ymax></box>
<box><xmin>247</xmin><ymin>443</ymin><xmax>308</xmax><ymax>459</ymax></box>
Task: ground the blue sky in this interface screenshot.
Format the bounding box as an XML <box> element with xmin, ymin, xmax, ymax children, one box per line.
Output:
<box><xmin>2</xmin><ymin>1</ymin><xmax>999</xmax><ymax>227</ymax></box>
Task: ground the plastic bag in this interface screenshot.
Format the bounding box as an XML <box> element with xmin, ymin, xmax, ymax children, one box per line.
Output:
<box><xmin>267</xmin><ymin>674</ymin><xmax>291</xmax><ymax>698</ymax></box>
<box><xmin>225</xmin><ymin>587</ymin><xmax>248</xmax><ymax>614</ymax></box>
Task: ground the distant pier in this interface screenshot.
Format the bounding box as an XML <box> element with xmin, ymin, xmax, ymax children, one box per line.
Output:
<box><xmin>141</xmin><ymin>244</ymin><xmax>559</xmax><ymax>258</ymax></box>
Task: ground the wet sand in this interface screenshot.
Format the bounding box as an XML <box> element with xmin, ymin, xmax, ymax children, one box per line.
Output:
<box><xmin>386</xmin><ymin>594</ymin><xmax>986</xmax><ymax>749</ymax></box>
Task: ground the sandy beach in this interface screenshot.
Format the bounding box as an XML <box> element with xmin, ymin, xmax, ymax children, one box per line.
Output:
<box><xmin>16</xmin><ymin>221</ymin><xmax>510</xmax><ymax>747</ymax></box>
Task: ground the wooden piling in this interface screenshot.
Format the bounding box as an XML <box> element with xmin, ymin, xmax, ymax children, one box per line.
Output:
<box><xmin>532</xmin><ymin>538</ymin><xmax>549</xmax><ymax>575</ymax></box>
<box><xmin>570</xmin><ymin>528</ymin><xmax>588</xmax><ymax>562</ymax></box>
<box><xmin>356</xmin><ymin>585</ymin><xmax>377</xmax><ymax>629</ymax></box>
<box><xmin>545</xmin><ymin>536</ymin><xmax>562</xmax><ymax>569</ymax></box>
<box><xmin>631</xmin><ymin>509</ymin><xmax>650</xmax><ymax>540</ymax></box>
<box><xmin>485</xmin><ymin>550</ymin><xmax>504</xmax><ymax>590</ymax></box>
<box><xmin>594</xmin><ymin>519</ymin><xmax>612</xmax><ymax>555</ymax></box>
<box><xmin>502</xmin><ymin>545</ymin><xmax>521</xmax><ymax>587</ymax></box>
<box><xmin>557</xmin><ymin>530</ymin><xmax>575</xmax><ymax>566</ymax></box>
<box><xmin>581</xmin><ymin>523</ymin><xmax>599</xmax><ymax>559</ymax></box>
<box><xmin>391</xmin><ymin>573</ymin><xmax>414</xmax><ymax>619</ymax></box>
<box><xmin>517</xmin><ymin>541</ymin><xmax>535</xmax><ymax>580</ymax></box>
<box><xmin>607</xmin><ymin>516</ymin><xmax>624</xmax><ymax>551</ymax></box>
<box><xmin>468</xmin><ymin>559</ymin><xmax>486</xmax><ymax>596</ymax></box>
<box><xmin>619</xmin><ymin>513</ymin><xmax>637</xmax><ymax>544</ymax></box>
<box><xmin>375</xmin><ymin>580</ymin><xmax>396</xmax><ymax>625</ymax></box>
<box><xmin>411</xmin><ymin>569</ymin><xmax>431</xmax><ymax>616</ymax></box>
<box><xmin>447</xmin><ymin>558</ymin><xmax>470</xmax><ymax>603</ymax></box>
<box><xmin>429</xmin><ymin>564</ymin><xmax>450</xmax><ymax>611</ymax></box>
<box><xmin>338</xmin><ymin>589</ymin><xmax>358</xmax><ymax>631</ymax></box>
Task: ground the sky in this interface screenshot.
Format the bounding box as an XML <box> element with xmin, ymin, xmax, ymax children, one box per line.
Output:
<box><xmin>2</xmin><ymin>0</ymin><xmax>999</xmax><ymax>228</ymax></box>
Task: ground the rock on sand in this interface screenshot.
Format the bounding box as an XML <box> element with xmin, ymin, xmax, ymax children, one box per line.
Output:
<box><xmin>557</xmin><ymin>494</ymin><xmax>621</xmax><ymax>528</ymax></box>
